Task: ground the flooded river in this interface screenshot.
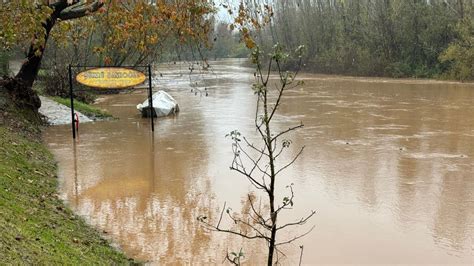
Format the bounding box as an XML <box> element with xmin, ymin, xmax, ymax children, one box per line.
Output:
<box><xmin>43</xmin><ymin>59</ymin><xmax>473</xmax><ymax>264</ymax></box>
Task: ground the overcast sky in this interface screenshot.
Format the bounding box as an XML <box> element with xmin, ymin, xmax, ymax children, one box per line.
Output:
<box><xmin>214</xmin><ymin>0</ymin><xmax>235</xmax><ymax>22</ymax></box>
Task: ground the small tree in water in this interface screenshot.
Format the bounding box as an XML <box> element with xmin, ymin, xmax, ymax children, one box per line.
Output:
<box><xmin>199</xmin><ymin>43</ymin><xmax>315</xmax><ymax>265</ymax></box>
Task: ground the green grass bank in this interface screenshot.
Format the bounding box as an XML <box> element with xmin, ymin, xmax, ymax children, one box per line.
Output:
<box><xmin>51</xmin><ymin>97</ymin><xmax>112</xmax><ymax>119</ymax></box>
<box><xmin>0</xmin><ymin>125</ymin><xmax>133</xmax><ymax>264</ymax></box>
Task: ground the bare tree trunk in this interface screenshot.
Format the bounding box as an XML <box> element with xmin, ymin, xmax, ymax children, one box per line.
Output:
<box><xmin>264</xmin><ymin>88</ymin><xmax>277</xmax><ymax>265</ymax></box>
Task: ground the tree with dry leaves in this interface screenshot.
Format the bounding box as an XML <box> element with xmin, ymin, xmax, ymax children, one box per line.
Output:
<box><xmin>0</xmin><ymin>0</ymin><xmax>213</xmax><ymax>111</ymax></box>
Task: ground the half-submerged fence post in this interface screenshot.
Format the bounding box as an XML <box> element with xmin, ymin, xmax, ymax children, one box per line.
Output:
<box><xmin>68</xmin><ymin>65</ymin><xmax>76</xmax><ymax>139</ymax></box>
<box><xmin>148</xmin><ymin>65</ymin><xmax>155</xmax><ymax>132</ymax></box>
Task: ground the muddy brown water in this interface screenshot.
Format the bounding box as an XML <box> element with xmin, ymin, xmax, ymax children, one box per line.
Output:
<box><xmin>43</xmin><ymin>59</ymin><xmax>473</xmax><ymax>264</ymax></box>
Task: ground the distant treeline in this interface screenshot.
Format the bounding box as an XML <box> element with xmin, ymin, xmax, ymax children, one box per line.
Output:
<box><xmin>215</xmin><ymin>0</ymin><xmax>473</xmax><ymax>81</ymax></box>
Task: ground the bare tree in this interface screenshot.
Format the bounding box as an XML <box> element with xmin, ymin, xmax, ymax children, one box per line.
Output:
<box><xmin>199</xmin><ymin>44</ymin><xmax>315</xmax><ymax>265</ymax></box>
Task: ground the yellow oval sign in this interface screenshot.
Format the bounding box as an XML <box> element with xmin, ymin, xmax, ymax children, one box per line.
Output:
<box><xmin>76</xmin><ymin>67</ymin><xmax>146</xmax><ymax>89</ymax></box>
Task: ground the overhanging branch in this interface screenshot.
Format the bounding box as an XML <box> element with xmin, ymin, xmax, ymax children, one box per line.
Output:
<box><xmin>59</xmin><ymin>0</ymin><xmax>103</xmax><ymax>21</ymax></box>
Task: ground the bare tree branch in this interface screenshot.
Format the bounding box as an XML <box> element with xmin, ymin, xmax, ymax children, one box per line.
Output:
<box><xmin>276</xmin><ymin>210</ymin><xmax>316</xmax><ymax>231</ymax></box>
<box><xmin>275</xmin><ymin>225</ymin><xmax>316</xmax><ymax>246</ymax></box>
<box><xmin>271</xmin><ymin>123</ymin><xmax>304</xmax><ymax>143</ymax></box>
<box><xmin>230</xmin><ymin>166</ymin><xmax>268</xmax><ymax>191</ymax></box>
<box><xmin>248</xmin><ymin>194</ymin><xmax>271</xmax><ymax>229</ymax></box>
<box><xmin>199</xmin><ymin>202</ymin><xmax>271</xmax><ymax>242</ymax></box>
<box><xmin>275</xmin><ymin>146</ymin><xmax>305</xmax><ymax>176</ymax></box>
<box><xmin>299</xmin><ymin>245</ymin><xmax>304</xmax><ymax>266</ymax></box>
<box><xmin>243</xmin><ymin>137</ymin><xmax>269</xmax><ymax>157</ymax></box>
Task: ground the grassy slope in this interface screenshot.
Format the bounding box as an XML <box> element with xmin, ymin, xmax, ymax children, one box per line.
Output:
<box><xmin>0</xmin><ymin>126</ymin><xmax>132</xmax><ymax>264</ymax></box>
<box><xmin>51</xmin><ymin>97</ymin><xmax>112</xmax><ymax>119</ymax></box>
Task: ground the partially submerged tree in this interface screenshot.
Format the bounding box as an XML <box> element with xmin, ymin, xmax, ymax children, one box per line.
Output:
<box><xmin>197</xmin><ymin>4</ymin><xmax>315</xmax><ymax>264</ymax></box>
<box><xmin>199</xmin><ymin>43</ymin><xmax>315</xmax><ymax>265</ymax></box>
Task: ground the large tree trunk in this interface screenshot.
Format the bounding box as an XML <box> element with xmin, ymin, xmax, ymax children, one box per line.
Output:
<box><xmin>9</xmin><ymin>17</ymin><xmax>57</xmax><ymax>110</ymax></box>
<box><xmin>15</xmin><ymin>23</ymin><xmax>55</xmax><ymax>90</ymax></box>
<box><xmin>4</xmin><ymin>0</ymin><xmax>102</xmax><ymax>111</ymax></box>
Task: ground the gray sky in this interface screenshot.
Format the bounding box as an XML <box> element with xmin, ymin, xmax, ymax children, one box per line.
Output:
<box><xmin>214</xmin><ymin>0</ymin><xmax>235</xmax><ymax>22</ymax></box>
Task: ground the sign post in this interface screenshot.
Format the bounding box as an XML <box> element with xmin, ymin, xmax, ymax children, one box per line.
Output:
<box><xmin>68</xmin><ymin>66</ymin><xmax>150</xmax><ymax>139</ymax></box>
<box><xmin>68</xmin><ymin>65</ymin><xmax>76</xmax><ymax>139</ymax></box>
<box><xmin>148</xmin><ymin>65</ymin><xmax>154</xmax><ymax>132</ymax></box>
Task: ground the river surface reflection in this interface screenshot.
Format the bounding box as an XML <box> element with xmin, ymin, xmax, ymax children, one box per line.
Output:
<box><xmin>43</xmin><ymin>59</ymin><xmax>473</xmax><ymax>264</ymax></box>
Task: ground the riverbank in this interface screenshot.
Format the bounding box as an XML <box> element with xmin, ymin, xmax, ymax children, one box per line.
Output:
<box><xmin>0</xmin><ymin>90</ymin><xmax>133</xmax><ymax>263</ymax></box>
<box><xmin>294</xmin><ymin>71</ymin><xmax>474</xmax><ymax>85</ymax></box>
<box><xmin>51</xmin><ymin>97</ymin><xmax>112</xmax><ymax>120</ymax></box>
<box><xmin>39</xmin><ymin>96</ymin><xmax>92</xmax><ymax>125</ymax></box>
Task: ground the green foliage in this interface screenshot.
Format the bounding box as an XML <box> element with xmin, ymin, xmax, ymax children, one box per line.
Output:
<box><xmin>225</xmin><ymin>130</ymin><xmax>242</xmax><ymax>142</ymax></box>
<box><xmin>385</xmin><ymin>62</ymin><xmax>413</xmax><ymax>78</ymax></box>
<box><xmin>52</xmin><ymin>97</ymin><xmax>112</xmax><ymax>119</ymax></box>
<box><xmin>439</xmin><ymin>17</ymin><xmax>474</xmax><ymax>81</ymax></box>
<box><xmin>228</xmin><ymin>248</ymin><xmax>245</xmax><ymax>265</ymax></box>
<box><xmin>0</xmin><ymin>127</ymin><xmax>131</xmax><ymax>264</ymax></box>
<box><xmin>230</xmin><ymin>42</ymin><xmax>250</xmax><ymax>58</ymax></box>
<box><xmin>249</xmin><ymin>0</ymin><xmax>473</xmax><ymax>80</ymax></box>
<box><xmin>0</xmin><ymin>2</ymin><xmax>52</xmax><ymax>51</ymax></box>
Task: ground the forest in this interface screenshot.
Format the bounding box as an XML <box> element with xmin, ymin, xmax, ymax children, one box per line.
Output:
<box><xmin>1</xmin><ymin>1</ymin><xmax>473</xmax><ymax>82</ymax></box>
<box><xmin>212</xmin><ymin>0</ymin><xmax>473</xmax><ymax>80</ymax></box>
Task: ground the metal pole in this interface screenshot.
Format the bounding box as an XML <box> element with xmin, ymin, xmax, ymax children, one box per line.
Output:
<box><xmin>148</xmin><ymin>65</ymin><xmax>155</xmax><ymax>132</ymax></box>
<box><xmin>68</xmin><ymin>65</ymin><xmax>76</xmax><ymax>139</ymax></box>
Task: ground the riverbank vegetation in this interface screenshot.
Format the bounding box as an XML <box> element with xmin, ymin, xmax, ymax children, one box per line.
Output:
<box><xmin>0</xmin><ymin>124</ymin><xmax>131</xmax><ymax>264</ymax></box>
<box><xmin>213</xmin><ymin>0</ymin><xmax>473</xmax><ymax>81</ymax></box>
<box><xmin>51</xmin><ymin>97</ymin><xmax>112</xmax><ymax>120</ymax></box>
<box><xmin>1</xmin><ymin>80</ymin><xmax>127</xmax><ymax>263</ymax></box>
